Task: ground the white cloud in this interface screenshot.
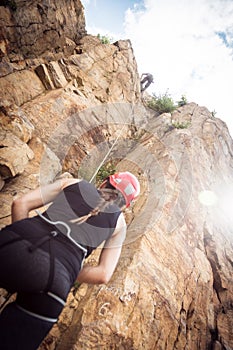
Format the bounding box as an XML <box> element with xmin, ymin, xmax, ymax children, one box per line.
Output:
<box><xmin>82</xmin><ymin>0</ymin><xmax>90</xmax><ymax>6</ymax></box>
<box><xmin>85</xmin><ymin>24</ymin><xmax>120</xmax><ymax>43</ymax></box>
<box><xmin>124</xmin><ymin>0</ymin><xmax>233</xmax><ymax>136</ymax></box>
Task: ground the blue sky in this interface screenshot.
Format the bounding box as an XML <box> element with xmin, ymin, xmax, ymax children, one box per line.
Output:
<box><xmin>82</xmin><ymin>0</ymin><xmax>141</xmax><ymax>35</ymax></box>
<box><xmin>82</xmin><ymin>0</ymin><xmax>233</xmax><ymax>136</ymax></box>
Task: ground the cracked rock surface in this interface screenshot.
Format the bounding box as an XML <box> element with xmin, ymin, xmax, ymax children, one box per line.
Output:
<box><xmin>0</xmin><ymin>1</ymin><xmax>232</xmax><ymax>349</ymax></box>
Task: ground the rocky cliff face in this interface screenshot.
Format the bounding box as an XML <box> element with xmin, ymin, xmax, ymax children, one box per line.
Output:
<box><xmin>0</xmin><ymin>0</ymin><xmax>141</xmax><ymax>227</ymax></box>
<box><xmin>0</xmin><ymin>0</ymin><xmax>86</xmax><ymax>60</ymax></box>
<box><xmin>0</xmin><ymin>1</ymin><xmax>232</xmax><ymax>350</ymax></box>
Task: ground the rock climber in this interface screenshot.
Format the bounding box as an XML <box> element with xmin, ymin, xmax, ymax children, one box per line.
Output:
<box><xmin>140</xmin><ymin>73</ymin><xmax>154</xmax><ymax>92</ymax></box>
<box><xmin>0</xmin><ymin>172</ymin><xmax>140</xmax><ymax>350</ymax></box>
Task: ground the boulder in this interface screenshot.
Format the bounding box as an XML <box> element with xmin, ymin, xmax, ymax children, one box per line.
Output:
<box><xmin>0</xmin><ymin>70</ymin><xmax>45</xmax><ymax>106</ymax></box>
<box><xmin>0</xmin><ymin>130</ymin><xmax>34</xmax><ymax>178</ymax></box>
<box><xmin>28</xmin><ymin>137</ymin><xmax>62</xmax><ymax>185</ymax></box>
<box><xmin>35</xmin><ymin>61</ymin><xmax>68</xmax><ymax>89</ymax></box>
<box><xmin>0</xmin><ymin>100</ymin><xmax>34</xmax><ymax>142</ymax></box>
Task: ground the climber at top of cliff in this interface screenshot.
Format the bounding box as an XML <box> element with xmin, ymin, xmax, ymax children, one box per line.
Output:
<box><xmin>0</xmin><ymin>171</ymin><xmax>140</xmax><ymax>350</ymax></box>
<box><xmin>140</xmin><ymin>73</ymin><xmax>154</xmax><ymax>92</ymax></box>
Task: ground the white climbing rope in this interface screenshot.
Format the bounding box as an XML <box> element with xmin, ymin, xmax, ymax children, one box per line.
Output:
<box><xmin>89</xmin><ymin>123</ymin><xmax>128</xmax><ymax>183</ymax></box>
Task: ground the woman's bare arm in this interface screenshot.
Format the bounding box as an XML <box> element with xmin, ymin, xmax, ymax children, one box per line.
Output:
<box><xmin>76</xmin><ymin>213</ymin><xmax>127</xmax><ymax>284</ymax></box>
<box><xmin>11</xmin><ymin>178</ymin><xmax>81</xmax><ymax>223</ymax></box>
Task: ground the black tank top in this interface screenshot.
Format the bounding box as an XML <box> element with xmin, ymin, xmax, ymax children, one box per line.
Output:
<box><xmin>10</xmin><ymin>181</ymin><xmax>121</xmax><ymax>258</ymax></box>
<box><xmin>40</xmin><ymin>180</ymin><xmax>121</xmax><ymax>256</ymax></box>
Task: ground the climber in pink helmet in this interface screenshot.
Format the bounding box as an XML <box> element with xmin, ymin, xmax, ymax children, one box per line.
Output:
<box><xmin>0</xmin><ymin>171</ymin><xmax>140</xmax><ymax>349</ymax></box>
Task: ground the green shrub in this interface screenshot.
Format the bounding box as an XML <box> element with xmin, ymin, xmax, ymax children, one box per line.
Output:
<box><xmin>211</xmin><ymin>110</ymin><xmax>217</xmax><ymax>117</ymax></box>
<box><xmin>96</xmin><ymin>161</ymin><xmax>116</xmax><ymax>186</ymax></box>
<box><xmin>97</xmin><ymin>34</ymin><xmax>112</xmax><ymax>44</ymax></box>
<box><xmin>73</xmin><ymin>281</ymin><xmax>81</xmax><ymax>293</ymax></box>
<box><xmin>171</xmin><ymin>120</ymin><xmax>191</xmax><ymax>129</ymax></box>
<box><xmin>147</xmin><ymin>92</ymin><xmax>177</xmax><ymax>113</ymax></box>
<box><xmin>147</xmin><ymin>92</ymin><xmax>189</xmax><ymax>113</ymax></box>
<box><xmin>177</xmin><ymin>95</ymin><xmax>188</xmax><ymax>107</ymax></box>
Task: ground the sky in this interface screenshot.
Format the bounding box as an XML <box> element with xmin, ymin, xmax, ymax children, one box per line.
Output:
<box><xmin>82</xmin><ymin>0</ymin><xmax>233</xmax><ymax>137</ymax></box>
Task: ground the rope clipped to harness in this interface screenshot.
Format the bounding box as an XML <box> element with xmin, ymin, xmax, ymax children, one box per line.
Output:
<box><xmin>26</xmin><ymin>230</ymin><xmax>59</xmax><ymax>292</ymax></box>
<box><xmin>34</xmin><ymin>210</ymin><xmax>89</xmax><ymax>292</ymax></box>
<box><xmin>28</xmin><ymin>231</ymin><xmax>58</xmax><ymax>253</ymax></box>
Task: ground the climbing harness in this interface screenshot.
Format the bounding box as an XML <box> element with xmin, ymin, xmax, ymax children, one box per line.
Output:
<box><xmin>16</xmin><ymin>290</ymin><xmax>66</xmax><ymax>323</ymax></box>
<box><xmin>16</xmin><ymin>304</ymin><xmax>58</xmax><ymax>323</ymax></box>
<box><xmin>35</xmin><ymin>210</ymin><xmax>88</xmax><ymax>258</ymax></box>
<box><xmin>0</xmin><ymin>211</ymin><xmax>87</xmax><ymax>314</ymax></box>
<box><xmin>24</xmin><ymin>210</ymin><xmax>86</xmax><ymax>295</ymax></box>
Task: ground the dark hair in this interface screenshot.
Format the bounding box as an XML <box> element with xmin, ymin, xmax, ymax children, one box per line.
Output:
<box><xmin>70</xmin><ymin>186</ymin><xmax>126</xmax><ymax>225</ymax></box>
<box><xmin>104</xmin><ymin>177</ymin><xmax>115</xmax><ymax>190</ymax></box>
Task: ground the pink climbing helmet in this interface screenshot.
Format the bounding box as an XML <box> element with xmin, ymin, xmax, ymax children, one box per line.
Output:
<box><xmin>101</xmin><ymin>171</ymin><xmax>140</xmax><ymax>207</ymax></box>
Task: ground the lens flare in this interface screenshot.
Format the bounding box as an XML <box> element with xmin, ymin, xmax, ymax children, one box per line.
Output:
<box><xmin>198</xmin><ymin>190</ymin><xmax>218</xmax><ymax>206</ymax></box>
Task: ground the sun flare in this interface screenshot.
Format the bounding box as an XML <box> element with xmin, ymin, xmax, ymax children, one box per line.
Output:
<box><xmin>198</xmin><ymin>190</ymin><xmax>218</xmax><ymax>206</ymax></box>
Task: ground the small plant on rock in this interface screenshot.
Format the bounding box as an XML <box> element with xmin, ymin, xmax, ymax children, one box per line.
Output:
<box><xmin>147</xmin><ymin>92</ymin><xmax>177</xmax><ymax>114</ymax></box>
<box><xmin>177</xmin><ymin>95</ymin><xmax>188</xmax><ymax>107</ymax></box>
<box><xmin>97</xmin><ymin>34</ymin><xmax>112</xmax><ymax>44</ymax></box>
<box><xmin>171</xmin><ymin>120</ymin><xmax>191</xmax><ymax>129</ymax></box>
<box><xmin>211</xmin><ymin>110</ymin><xmax>217</xmax><ymax>117</ymax></box>
<box><xmin>96</xmin><ymin>160</ymin><xmax>116</xmax><ymax>186</ymax></box>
